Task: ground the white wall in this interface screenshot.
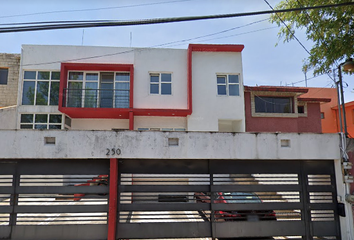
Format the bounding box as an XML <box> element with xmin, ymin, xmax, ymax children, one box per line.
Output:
<box><xmin>71</xmin><ymin>119</ymin><xmax>129</xmax><ymax>130</ymax></box>
<box><xmin>0</xmin><ymin>106</ymin><xmax>17</xmax><ymax>129</ymax></box>
<box><xmin>133</xmin><ymin>48</ymin><xmax>188</xmax><ymax>109</ymax></box>
<box><xmin>134</xmin><ymin>116</ymin><xmax>186</xmax><ymax>130</ymax></box>
<box><xmin>188</xmin><ymin>51</ymin><xmax>245</xmax><ymax>132</ymax></box>
<box><xmin>0</xmin><ymin>131</ymin><xmax>339</xmax><ymax>160</ymax></box>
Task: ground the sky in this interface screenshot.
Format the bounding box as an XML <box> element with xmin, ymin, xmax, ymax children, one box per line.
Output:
<box><xmin>1</xmin><ymin>0</ymin><xmax>353</xmax><ymax>102</ymax></box>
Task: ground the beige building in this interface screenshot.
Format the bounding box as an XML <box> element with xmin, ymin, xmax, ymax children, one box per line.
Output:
<box><xmin>0</xmin><ymin>53</ymin><xmax>20</xmax><ymax>107</ymax></box>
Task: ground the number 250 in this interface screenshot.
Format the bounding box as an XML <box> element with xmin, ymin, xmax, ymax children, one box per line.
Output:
<box><xmin>106</xmin><ymin>148</ymin><xmax>121</xmax><ymax>156</ymax></box>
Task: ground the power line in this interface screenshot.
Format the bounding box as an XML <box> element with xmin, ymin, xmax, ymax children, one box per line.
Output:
<box><xmin>1</xmin><ymin>2</ymin><xmax>353</xmax><ymax>33</ymax></box>
<box><xmin>0</xmin><ymin>0</ymin><xmax>192</xmax><ymax>20</ymax></box>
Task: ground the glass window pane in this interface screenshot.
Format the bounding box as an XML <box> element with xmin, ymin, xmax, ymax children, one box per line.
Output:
<box><xmin>150</xmin><ymin>84</ymin><xmax>159</xmax><ymax>94</ymax></box>
<box><xmin>38</xmin><ymin>71</ymin><xmax>50</xmax><ymax>80</ymax></box>
<box><xmin>36</xmin><ymin>82</ymin><xmax>49</xmax><ymax>105</ymax></box>
<box><xmin>100</xmin><ymin>72</ymin><xmax>114</xmax><ymax>83</ymax></box>
<box><xmin>24</xmin><ymin>71</ymin><xmax>36</xmax><ymax>79</ymax></box>
<box><xmin>20</xmin><ymin>124</ymin><xmax>33</xmax><ymax>129</ymax></box>
<box><xmin>85</xmin><ymin>89</ymin><xmax>98</xmax><ymax>108</ymax></box>
<box><xmin>150</xmin><ymin>75</ymin><xmax>159</xmax><ymax>83</ymax></box>
<box><xmin>86</xmin><ymin>73</ymin><xmax>98</xmax><ymax>81</ymax></box>
<box><xmin>229</xmin><ymin>85</ymin><xmax>239</xmax><ymax>96</ymax></box>
<box><xmin>22</xmin><ymin>81</ymin><xmax>35</xmax><ymax>105</ymax></box>
<box><xmin>35</xmin><ymin>114</ymin><xmax>48</xmax><ymax>123</ymax></box>
<box><xmin>0</xmin><ymin>68</ymin><xmax>8</xmax><ymax>84</ymax></box>
<box><xmin>255</xmin><ymin>97</ymin><xmax>292</xmax><ymax>113</ymax></box>
<box><xmin>229</xmin><ymin>75</ymin><xmax>239</xmax><ymax>83</ymax></box>
<box><xmin>161</xmin><ymin>83</ymin><xmax>171</xmax><ymax>95</ymax></box>
<box><xmin>51</xmin><ymin>71</ymin><xmax>60</xmax><ymax>80</ymax></box>
<box><xmin>217</xmin><ymin>85</ymin><xmax>227</xmax><ymax>95</ymax></box>
<box><xmin>49</xmin><ymin>115</ymin><xmax>62</xmax><ymax>123</ymax></box>
<box><xmin>50</xmin><ymin>82</ymin><xmax>60</xmax><ymax>105</ymax></box>
<box><xmin>217</xmin><ymin>76</ymin><xmax>226</xmax><ymax>84</ymax></box>
<box><xmin>35</xmin><ymin>124</ymin><xmax>47</xmax><ymax>130</ymax></box>
<box><xmin>69</xmin><ymin>72</ymin><xmax>83</xmax><ymax>80</ymax></box>
<box><xmin>85</xmin><ymin>82</ymin><xmax>98</xmax><ymax>89</ymax></box>
<box><xmin>161</xmin><ymin>73</ymin><xmax>171</xmax><ymax>82</ymax></box>
<box><xmin>100</xmin><ymin>82</ymin><xmax>114</xmax><ymax>108</ymax></box>
<box><xmin>115</xmin><ymin>82</ymin><xmax>129</xmax><ymax>90</ymax></box>
<box><xmin>21</xmin><ymin>114</ymin><xmax>33</xmax><ymax>123</ymax></box>
<box><xmin>49</xmin><ymin>125</ymin><xmax>61</xmax><ymax>129</ymax></box>
<box><xmin>116</xmin><ymin>73</ymin><xmax>130</xmax><ymax>82</ymax></box>
<box><xmin>67</xmin><ymin>82</ymin><xmax>82</xmax><ymax>107</ymax></box>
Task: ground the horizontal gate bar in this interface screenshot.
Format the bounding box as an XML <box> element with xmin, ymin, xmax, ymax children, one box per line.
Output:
<box><xmin>211</xmin><ymin>185</ymin><xmax>301</xmax><ymax>192</ymax></box>
<box><xmin>16</xmin><ymin>186</ymin><xmax>109</xmax><ymax>194</ymax></box>
<box><xmin>308</xmin><ymin>203</ymin><xmax>337</xmax><ymax>210</ymax></box>
<box><xmin>306</xmin><ymin>185</ymin><xmax>335</xmax><ymax>192</ymax></box>
<box><xmin>119</xmin><ymin>202</ymin><xmax>210</xmax><ymax>211</ymax></box>
<box><xmin>0</xmin><ymin>206</ymin><xmax>12</xmax><ymax>213</ymax></box>
<box><xmin>0</xmin><ymin>186</ymin><xmax>14</xmax><ymax>194</ymax></box>
<box><xmin>212</xmin><ymin>202</ymin><xmax>303</xmax><ymax>211</ymax></box>
<box><xmin>119</xmin><ymin>185</ymin><xmax>209</xmax><ymax>192</ymax></box>
<box><xmin>117</xmin><ymin>222</ymin><xmax>211</xmax><ymax>239</ymax></box>
<box><xmin>312</xmin><ymin>221</ymin><xmax>338</xmax><ymax>235</ymax></box>
<box><xmin>14</xmin><ymin>205</ymin><xmax>108</xmax><ymax>213</ymax></box>
<box><xmin>11</xmin><ymin>225</ymin><xmax>108</xmax><ymax>240</ymax></box>
<box><xmin>214</xmin><ymin>221</ymin><xmax>306</xmax><ymax>238</ymax></box>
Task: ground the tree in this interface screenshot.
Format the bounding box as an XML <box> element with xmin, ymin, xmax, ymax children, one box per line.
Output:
<box><xmin>270</xmin><ymin>0</ymin><xmax>354</xmax><ymax>75</ymax></box>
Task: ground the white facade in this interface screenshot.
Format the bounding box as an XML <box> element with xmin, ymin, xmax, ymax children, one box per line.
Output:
<box><xmin>15</xmin><ymin>44</ymin><xmax>245</xmax><ymax>132</ymax></box>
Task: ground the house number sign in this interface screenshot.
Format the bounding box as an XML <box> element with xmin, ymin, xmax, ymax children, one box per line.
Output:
<box><xmin>106</xmin><ymin>148</ymin><xmax>121</xmax><ymax>156</ymax></box>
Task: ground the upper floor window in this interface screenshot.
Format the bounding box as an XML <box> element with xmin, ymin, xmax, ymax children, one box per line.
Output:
<box><xmin>20</xmin><ymin>113</ymin><xmax>62</xmax><ymax>129</ymax></box>
<box><xmin>0</xmin><ymin>68</ymin><xmax>9</xmax><ymax>85</ymax></box>
<box><xmin>65</xmin><ymin>71</ymin><xmax>130</xmax><ymax>108</ymax></box>
<box><xmin>150</xmin><ymin>73</ymin><xmax>172</xmax><ymax>95</ymax></box>
<box><xmin>255</xmin><ymin>96</ymin><xmax>293</xmax><ymax>113</ymax></box>
<box><xmin>22</xmin><ymin>70</ymin><xmax>60</xmax><ymax>105</ymax></box>
<box><xmin>217</xmin><ymin>74</ymin><xmax>239</xmax><ymax>96</ymax></box>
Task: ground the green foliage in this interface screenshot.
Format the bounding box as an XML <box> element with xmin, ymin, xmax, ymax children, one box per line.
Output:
<box><xmin>270</xmin><ymin>0</ymin><xmax>354</xmax><ymax>75</ymax></box>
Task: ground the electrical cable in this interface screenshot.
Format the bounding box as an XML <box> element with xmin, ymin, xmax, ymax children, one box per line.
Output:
<box><xmin>0</xmin><ymin>2</ymin><xmax>353</xmax><ymax>33</ymax></box>
<box><xmin>0</xmin><ymin>0</ymin><xmax>193</xmax><ymax>19</ymax></box>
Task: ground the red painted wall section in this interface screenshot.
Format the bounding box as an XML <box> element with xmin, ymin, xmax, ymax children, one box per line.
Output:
<box><xmin>245</xmin><ymin>92</ymin><xmax>322</xmax><ymax>133</ymax></box>
<box><xmin>297</xmin><ymin>103</ymin><xmax>322</xmax><ymax>133</ymax></box>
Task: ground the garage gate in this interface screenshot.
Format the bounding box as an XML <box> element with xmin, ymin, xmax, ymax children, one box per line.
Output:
<box><xmin>117</xmin><ymin>159</ymin><xmax>341</xmax><ymax>240</ymax></box>
<box><xmin>0</xmin><ymin>159</ymin><xmax>341</xmax><ymax>240</ymax></box>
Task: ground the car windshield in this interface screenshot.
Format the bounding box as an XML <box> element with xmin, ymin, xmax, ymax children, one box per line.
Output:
<box><xmin>222</xmin><ymin>192</ymin><xmax>261</xmax><ymax>203</ymax></box>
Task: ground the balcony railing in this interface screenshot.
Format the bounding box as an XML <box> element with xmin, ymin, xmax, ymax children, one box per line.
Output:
<box><xmin>63</xmin><ymin>88</ymin><xmax>130</xmax><ymax>108</ymax></box>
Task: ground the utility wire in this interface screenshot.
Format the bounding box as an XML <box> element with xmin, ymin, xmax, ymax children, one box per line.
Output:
<box><xmin>0</xmin><ymin>0</ymin><xmax>192</xmax><ymax>19</ymax></box>
<box><xmin>1</xmin><ymin>2</ymin><xmax>354</xmax><ymax>33</ymax></box>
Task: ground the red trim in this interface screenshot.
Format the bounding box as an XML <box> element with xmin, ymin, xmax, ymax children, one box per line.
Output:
<box><xmin>244</xmin><ymin>85</ymin><xmax>308</xmax><ymax>93</ymax></box>
<box><xmin>298</xmin><ymin>97</ymin><xmax>331</xmax><ymax>103</ymax></box>
<box><xmin>129</xmin><ymin>111</ymin><xmax>134</xmax><ymax>130</ymax></box>
<box><xmin>59</xmin><ymin>63</ymin><xmax>134</xmax><ymax>117</ymax></box>
<box><xmin>107</xmin><ymin>158</ymin><xmax>118</xmax><ymax>240</ymax></box>
<box><xmin>188</xmin><ymin>44</ymin><xmax>244</xmax><ymax>52</ymax></box>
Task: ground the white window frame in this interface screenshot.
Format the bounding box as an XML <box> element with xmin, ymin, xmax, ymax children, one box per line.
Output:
<box><xmin>22</xmin><ymin>70</ymin><xmax>60</xmax><ymax>106</ymax></box>
<box><xmin>217</xmin><ymin>74</ymin><xmax>240</xmax><ymax>96</ymax></box>
<box><xmin>149</xmin><ymin>72</ymin><xmax>172</xmax><ymax>95</ymax></box>
<box><xmin>19</xmin><ymin>113</ymin><xmax>63</xmax><ymax>130</ymax></box>
<box><xmin>67</xmin><ymin>71</ymin><xmax>130</xmax><ymax>108</ymax></box>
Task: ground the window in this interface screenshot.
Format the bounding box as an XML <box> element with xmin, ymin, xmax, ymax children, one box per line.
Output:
<box><xmin>298</xmin><ymin>105</ymin><xmax>305</xmax><ymax>114</ymax></box>
<box><xmin>217</xmin><ymin>74</ymin><xmax>240</xmax><ymax>96</ymax></box>
<box><xmin>0</xmin><ymin>68</ymin><xmax>9</xmax><ymax>85</ymax></box>
<box><xmin>20</xmin><ymin>114</ymin><xmax>62</xmax><ymax>129</ymax></box>
<box><xmin>66</xmin><ymin>71</ymin><xmax>130</xmax><ymax>108</ymax></box>
<box><xmin>22</xmin><ymin>70</ymin><xmax>60</xmax><ymax>105</ymax></box>
<box><xmin>255</xmin><ymin>96</ymin><xmax>293</xmax><ymax>113</ymax></box>
<box><xmin>321</xmin><ymin>112</ymin><xmax>325</xmax><ymax>119</ymax></box>
<box><xmin>150</xmin><ymin>73</ymin><xmax>172</xmax><ymax>95</ymax></box>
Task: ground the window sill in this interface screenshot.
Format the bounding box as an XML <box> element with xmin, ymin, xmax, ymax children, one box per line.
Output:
<box><xmin>252</xmin><ymin>112</ymin><xmax>300</xmax><ymax>118</ymax></box>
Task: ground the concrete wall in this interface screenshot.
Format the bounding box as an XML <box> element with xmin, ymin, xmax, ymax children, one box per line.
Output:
<box><xmin>188</xmin><ymin>51</ymin><xmax>245</xmax><ymax>132</ymax></box>
<box><xmin>0</xmin><ymin>53</ymin><xmax>20</xmax><ymax>107</ymax></box>
<box><xmin>0</xmin><ymin>131</ymin><xmax>339</xmax><ymax>160</ymax></box>
<box><xmin>0</xmin><ymin>106</ymin><xmax>17</xmax><ymax>129</ymax></box>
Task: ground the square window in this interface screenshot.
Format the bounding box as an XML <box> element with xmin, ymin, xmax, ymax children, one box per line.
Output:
<box><xmin>255</xmin><ymin>96</ymin><xmax>293</xmax><ymax>113</ymax></box>
<box><xmin>49</xmin><ymin>114</ymin><xmax>62</xmax><ymax>123</ymax></box>
<box><xmin>21</xmin><ymin>114</ymin><xmax>34</xmax><ymax>123</ymax></box>
<box><xmin>35</xmin><ymin>114</ymin><xmax>48</xmax><ymax>123</ymax></box>
<box><xmin>150</xmin><ymin>73</ymin><xmax>172</xmax><ymax>95</ymax></box>
<box><xmin>0</xmin><ymin>68</ymin><xmax>9</xmax><ymax>85</ymax></box>
<box><xmin>38</xmin><ymin>71</ymin><xmax>50</xmax><ymax>80</ymax></box>
<box><xmin>24</xmin><ymin>71</ymin><xmax>36</xmax><ymax>79</ymax></box>
<box><xmin>217</xmin><ymin>74</ymin><xmax>240</xmax><ymax>96</ymax></box>
<box><xmin>51</xmin><ymin>71</ymin><xmax>60</xmax><ymax>80</ymax></box>
<box><xmin>69</xmin><ymin>72</ymin><xmax>83</xmax><ymax>81</ymax></box>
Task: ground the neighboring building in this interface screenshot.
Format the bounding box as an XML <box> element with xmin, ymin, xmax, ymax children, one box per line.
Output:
<box><xmin>0</xmin><ymin>44</ymin><xmax>352</xmax><ymax>240</ymax></box>
<box><xmin>244</xmin><ymin>86</ymin><xmax>331</xmax><ymax>133</ymax></box>
<box><xmin>0</xmin><ymin>53</ymin><xmax>20</xmax><ymax>107</ymax></box>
